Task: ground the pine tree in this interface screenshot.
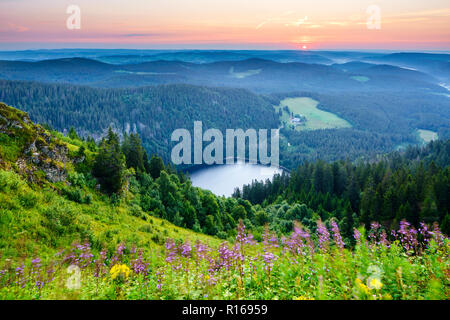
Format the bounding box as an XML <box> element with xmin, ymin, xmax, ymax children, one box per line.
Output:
<box><xmin>92</xmin><ymin>127</ymin><xmax>126</xmax><ymax>194</ymax></box>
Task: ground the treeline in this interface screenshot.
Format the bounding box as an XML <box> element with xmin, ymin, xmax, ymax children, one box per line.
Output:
<box><xmin>0</xmin><ymin>79</ymin><xmax>279</xmax><ymax>163</ymax></box>
<box><xmin>279</xmin><ymin>128</ymin><xmax>408</xmax><ymax>168</ymax></box>
<box><xmin>233</xmin><ymin>140</ymin><xmax>450</xmax><ymax>236</ymax></box>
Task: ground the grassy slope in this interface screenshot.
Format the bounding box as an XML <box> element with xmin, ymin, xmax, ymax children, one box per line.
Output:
<box><xmin>0</xmin><ymin>103</ymin><xmax>221</xmax><ymax>262</ymax></box>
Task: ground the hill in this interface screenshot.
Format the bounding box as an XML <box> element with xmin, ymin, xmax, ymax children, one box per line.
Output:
<box><xmin>0</xmin><ymin>102</ymin><xmax>448</xmax><ymax>300</ymax></box>
<box><xmin>0</xmin><ymin>102</ymin><xmax>225</xmax><ymax>259</ymax></box>
<box><xmin>0</xmin><ymin>56</ymin><xmax>445</xmax><ymax>93</ymax></box>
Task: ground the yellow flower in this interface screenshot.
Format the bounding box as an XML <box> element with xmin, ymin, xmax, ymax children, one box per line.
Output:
<box><xmin>294</xmin><ymin>296</ymin><xmax>315</xmax><ymax>300</ymax></box>
<box><xmin>369</xmin><ymin>278</ymin><xmax>383</xmax><ymax>290</ymax></box>
<box><xmin>383</xmin><ymin>293</ymin><xmax>393</xmax><ymax>300</ymax></box>
<box><xmin>355</xmin><ymin>278</ymin><xmax>371</xmax><ymax>295</ymax></box>
<box><xmin>110</xmin><ymin>264</ymin><xmax>130</xmax><ymax>280</ymax></box>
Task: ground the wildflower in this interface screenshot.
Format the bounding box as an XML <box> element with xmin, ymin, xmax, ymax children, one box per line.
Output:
<box><xmin>379</xmin><ymin>229</ymin><xmax>390</xmax><ymax>247</ymax></box>
<box><xmin>396</xmin><ymin>220</ymin><xmax>419</xmax><ymax>253</ymax></box>
<box><xmin>331</xmin><ymin>220</ymin><xmax>344</xmax><ymax>249</ymax></box>
<box><xmin>94</xmin><ymin>248</ymin><xmax>108</xmax><ymax>278</ymax></box>
<box><xmin>78</xmin><ymin>242</ymin><xmax>94</xmax><ymax>268</ymax></box>
<box><xmin>262</xmin><ymin>226</ymin><xmax>279</xmax><ymax>249</ymax></box>
<box><xmin>181</xmin><ymin>241</ymin><xmax>192</xmax><ymax>258</ymax></box>
<box><xmin>31</xmin><ymin>257</ymin><xmax>44</xmax><ymax>289</ymax></box>
<box><xmin>194</xmin><ymin>241</ymin><xmax>210</xmax><ymax>261</ymax></box>
<box><xmin>369</xmin><ymin>222</ymin><xmax>380</xmax><ymax>243</ymax></box>
<box><xmin>110</xmin><ymin>264</ymin><xmax>130</xmax><ymax>280</ymax></box>
<box><xmin>16</xmin><ymin>264</ymin><xmax>26</xmax><ymax>288</ymax></box>
<box><xmin>131</xmin><ymin>249</ymin><xmax>149</xmax><ymax>275</ymax></box>
<box><xmin>353</xmin><ymin>228</ymin><xmax>361</xmax><ymax>244</ymax></box>
<box><xmin>355</xmin><ymin>278</ymin><xmax>370</xmax><ymax>295</ymax></box>
<box><xmin>215</xmin><ymin>242</ymin><xmax>233</xmax><ymax>271</ymax></box>
<box><xmin>285</xmin><ymin>223</ymin><xmax>314</xmax><ymax>256</ymax></box>
<box><xmin>294</xmin><ymin>296</ymin><xmax>314</xmax><ymax>300</ymax></box>
<box><xmin>316</xmin><ymin>220</ymin><xmax>330</xmax><ymax>252</ymax></box>
<box><xmin>368</xmin><ymin>278</ymin><xmax>383</xmax><ymax>290</ymax></box>
<box><xmin>235</xmin><ymin>220</ymin><xmax>248</xmax><ymax>245</ymax></box>
<box><xmin>155</xmin><ymin>269</ymin><xmax>165</xmax><ymax>290</ymax></box>
<box><xmin>45</xmin><ymin>262</ymin><xmax>56</xmax><ymax>284</ymax></box>
<box><xmin>164</xmin><ymin>239</ymin><xmax>178</xmax><ymax>264</ymax></box>
<box><xmin>262</xmin><ymin>251</ymin><xmax>276</xmax><ymax>272</ymax></box>
<box><xmin>430</xmin><ymin>222</ymin><xmax>446</xmax><ymax>247</ymax></box>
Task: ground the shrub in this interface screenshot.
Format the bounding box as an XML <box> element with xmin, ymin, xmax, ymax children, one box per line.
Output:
<box><xmin>0</xmin><ymin>170</ymin><xmax>23</xmax><ymax>192</ymax></box>
<box><xmin>18</xmin><ymin>192</ymin><xmax>38</xmax><ymax>209</ymax></box>
<box><xmin>62</xmin><ymin>187</ymin><xmax>84</xmax><ymax>203</ymax></box>
<box><xmin>41</xmin><ymin>200</ymin><xmax>76</xmax><ymax>236</ymax></box>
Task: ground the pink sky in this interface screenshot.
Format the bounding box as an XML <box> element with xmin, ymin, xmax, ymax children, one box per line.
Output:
<box><xmin>0</xmin><ymin>0</ymin><xmax>449</xmax><ymax>50</ymax></box>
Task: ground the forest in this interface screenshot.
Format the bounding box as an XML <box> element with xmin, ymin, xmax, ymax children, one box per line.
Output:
<box><xmin>1</xmin><ymin>79</ymin><xmax>449</xmax><ymax>170</ymax></box>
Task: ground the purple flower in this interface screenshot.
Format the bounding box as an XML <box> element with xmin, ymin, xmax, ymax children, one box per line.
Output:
<box><xmin>181</xmin><ymin>241</ymin><xmax>192</xmax><ymax>258</ymax></box>
<box><xmin>331</xmin><ymin>220</ymin><xmax>344</xmax><ymax>250</ymax></box>
<box><xmin>262</xmin><ymin>251</ymin><xmax>276</xmax><ymax>272</ymax></box>
<box><xmin>353</xmin><ymin>228</ymin><xmax>361</xmax><ymax>244</ymax></box>
<box><xmin>316</xmin><ymin>221</ymin><xmax>330</xmax><ymax>252</ymax></box>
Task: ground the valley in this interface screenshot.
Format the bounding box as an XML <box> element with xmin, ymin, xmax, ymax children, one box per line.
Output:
<box><xmin>0</xmin><ymin>49</ymin><xmax>448</xmax><ymax>301</ymax></box>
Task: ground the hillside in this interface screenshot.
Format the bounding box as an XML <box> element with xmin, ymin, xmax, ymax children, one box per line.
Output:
<box><xmin>0</xmin><ymin>81</ymin><xmax>279</xmax><ymax>163</ymax></box>
<box><xmin>0</xmin><ymin>103</ymin><xmax>448</xmax><ymax>300</ymax></box>
<box><xmin>0</xmin><ymin>102</ymin><xmax>222</xmax><ymax>259</ymax></box>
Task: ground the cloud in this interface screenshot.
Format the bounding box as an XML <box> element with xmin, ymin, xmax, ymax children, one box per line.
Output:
<box><xmin>284</xmin><ymin>17</ymin><xmax>308</xmax><ymax>27</ymax></box>
<box><xmin>121</xmin><ymin>33</ymin><xmax>168</xmax><ymax>37</ymax></box>
<box><xmin>256</xmin><ymin>11</ymin><xmax>297</xmax><ymax>29</ymax></box>
<box><xmin>1</xmin><ymin>23</ymin><xmax>29</xmax><ymax>32</ymax></box>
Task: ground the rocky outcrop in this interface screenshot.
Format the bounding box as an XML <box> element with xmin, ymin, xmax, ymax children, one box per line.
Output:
<box><xmin>0</xmin><ymin>102</ymin><xmax>70</xmax><ymax>184</ymax></box>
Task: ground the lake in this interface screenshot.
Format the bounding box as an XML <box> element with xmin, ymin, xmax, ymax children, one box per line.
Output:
<box><xmin>189</xmin><ymin>162</ymin><xmax>283</xmax><ymax>197</ymax></box>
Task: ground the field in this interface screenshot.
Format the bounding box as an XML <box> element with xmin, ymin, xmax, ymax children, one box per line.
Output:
<box><xmin>351</xmin><ymin>76</ymin><xmax>370</xmax><ymax>82</ymax></box>
<box><xmin>0</xmin><ymin>220</ymin><xmax>448</xmax><ymax>300</ymax></box>
<box><xmin>275</xmin><ymin>97</ymin><xmax>352</xmax><ymax>131</ymax></box>
<box><xmin>229</xmin><ymin>67</ymin><xmax>262</xmax><ymax>79</ymax></box>
<box><xmin>417</xmin><ymin>129</ymin><xmax>438</xmax><ymax>144</ymax></box>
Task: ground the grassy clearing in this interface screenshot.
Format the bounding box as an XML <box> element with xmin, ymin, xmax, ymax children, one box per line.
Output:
<box><xmin>417</xmin><ymin>129</ymin><xmax>438</xmax><ymax>144</ymax></box>
<box><xmin>229</xmin><ymin>67</ymin><xmax>262</xmax><ymax>79</ymax></box>
<box><xmin>351</xmin><ymin>76</ymin><xmax>370</xmax><ymax>82</ymax></box>
<box><xmin>275</xmin><ymin>97</ymin><xmax>352</xmax><ymax>131</ymax></box>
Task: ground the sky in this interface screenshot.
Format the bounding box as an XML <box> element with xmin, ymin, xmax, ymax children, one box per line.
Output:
<box><xmin>0</xmin><ymin>0</ymin><xmax>449</xmax><ymax>50</ymax></box>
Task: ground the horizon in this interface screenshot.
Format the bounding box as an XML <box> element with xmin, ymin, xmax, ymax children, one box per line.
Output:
<box><xmin>0</xmin><ymin>47</ymin><xmax>449</xmax><ymax>54</ymax></box>
<box><xmin>1</xmin><ymin>0</ymin><xmax>449</xmax><ymax>51</ymax></box>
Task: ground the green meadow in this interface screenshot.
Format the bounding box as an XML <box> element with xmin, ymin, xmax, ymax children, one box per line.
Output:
<box><xmin>417</xmin><ymin>129</ymin><xmax>438</xmax><ymax>144</ymax></box>
<box><xmin>275</xmin><ymin>97</ymin><xmax>352</xmax><ymax>131</ymax></box>
<box><xmin>351</xmin><ymin>76</ymin><xmax>370</xmax><ymax>83</ymax></box>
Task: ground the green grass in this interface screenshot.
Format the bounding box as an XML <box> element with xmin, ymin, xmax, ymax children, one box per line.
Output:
<box><xmin>0</xmin><ymin>169</ymin><xmax>221</xmax><ymax>260</ymax></box>
<box><xmin>229</xmin><ymin>67</ymin><xmax>262</xmax><ymax>79</ymax></box>
<box><xmin>275</xmin><ymin>97</ymin><xmax>352</xmax><ymax>131</ymax></box>
<box><xmin>417</xmin><ymin>129</ymin><xmax>438</xmax><ymax>144</ymax></box>
<box><xmin>351</xmin><ymin>76</ymin><xmax>370</xmax><ymax>83</ymax></box>
<box><xmin>0</xmin><ymin>133</ymin><xmax>22</xmax><ymax>163</ymax></box>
